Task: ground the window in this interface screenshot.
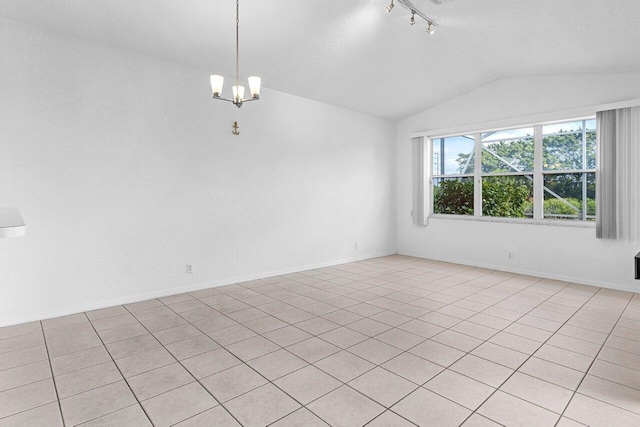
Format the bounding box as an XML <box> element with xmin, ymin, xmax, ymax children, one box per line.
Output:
<box><xmin>430</xmin><ymin>119</ymin><xmax>596</xmax><ymax>222</ymax></box>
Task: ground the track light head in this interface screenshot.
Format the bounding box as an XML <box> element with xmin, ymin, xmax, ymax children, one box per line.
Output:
<box><xmin>386</xmin><ymin>0</ymin><xmax>394</xmax><ymax>12</ymax></box>
<box><xmin>410</xmin><ymin>11</ymin><xmax>416</xmax><ymax>26</ymax></box>
<box><xmin>426</xmin><ymin>21</ymin><xmax>435</xmax><ymax>35</ymax></box>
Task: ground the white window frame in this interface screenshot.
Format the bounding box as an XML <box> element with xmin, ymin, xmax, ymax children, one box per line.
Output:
<box><xmin>427</xmin><ymin>117</ymin><xmax>596</xmax><ymax>226</ymax></box>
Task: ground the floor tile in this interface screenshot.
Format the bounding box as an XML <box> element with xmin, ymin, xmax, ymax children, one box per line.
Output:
<box><xmin>47</xmin><ymin>332</ymin><xmax>103</xmax><ymax>358</ymax></box>
<box><xmin>201</xmin><ymin>363</ymin><xmax>267</xmax><ymax>403</ymax></box>
<box><xmin>461</xmin><ymin>413</ymin><xmax>502</xmax><ymax>426</ymax></box>
<box><xmin>589</xmin><ymin>358</ymin><xmax>640</xmax><ymax>391</ymax></box>
<box><xmin>56</xmin><ymin>361</ymin><xmax>123</xmax><ymax>398</ymax></box>
<box><xmin>225</xmin><ymin>335</ymin><xmax>280</xmax><ymax>361</ymax></box>
<box><xmin>382</xmin><ymin>352</ymin><xmax>444</xmax><ymax>385</ymax></box>
<box><xmin>294</xmin><ymin>317</ymin><xmax>341</xmax><ymax>335</ymax></box>
<box><xmin>207</xmin><ymin>324</ymin><xmax>257</xmax><ymax>346</ymax></box>
<box><xmin>42</xmin><ymin>313</ymin><xmax>88</xmax><ymax>331</ymax></box>
<box><xmin>563</xmin><ymin>393</ymin><xmax>640</xmax><ymax>426</ymax></box>
<box><xmin>533</xmin><ymin>344</ymin><xmax>594</xmax><ymax>372</ymax></box>
<box><xmin>349</xmin><ymin>367</ymin><xmax>417</xmax><ymax>407</ymax></box>
<box><xmin>163</xmin><ymin>334</ymin><xmax>219</xmax><ymax>361</ymax></box>
<box><xmin>243</xmin><ymin>315</ymin><xmax>288</xmax><ymax>334</ymax></box>
<box><xmin>85</xmin><ymin>305</ymin><xmax>128</xmax><ymax>321</ymax></box>
<box><xmin>286</xmin><ymin>337</ymin><xmax>340</xmax><ymax>363</ymax></box>
<box><xmin>263</xmin><ymin>326</ymin><xmax>312</xmax><ymax>347</ymax></box>
<box><xmin>50</xmin><ymin>345</ymin><xmax>111</xmax><ymax>376</ymax></box>
<box><xmin>97</xmin><ymin>322</ymin><xmax>147</xmax><ymax>344</ymax></box>
<box><xmin>0</xmin><ymin>402</ymin><xmax>63</xmax><ymax>427</ymax></box>
<box><xmin>432</xmin><ymin>330</ymin><xmax>483</xmax><ymax>352</ymax></box>
<box><xmin>374</xmin><ymin>328</ymin><xmax>425</xmax><ymax>351</ymax></box>
<box><xmin>247</xmin><ymin>349</ymin><xmax>308</xmax><ymax>381</ymax></box>
<box><xmin>127</xmin><ymin>362</ymin><xmax>194</xmax><ymax>400</ymax></box>
<box><xmin>578</xmin><ymin>374</ymin><xmax>640</xmax><ymax>414</ymax></box>
<box><xmin>489</xmin><ymin>331</ymin><xmax>541</xmax><ymax>355</ymax></box>
<box><xmin>90</xmin><ymin>313</ymin><xmax>138</xmax><ymax>332</ymax></box>
<box><xmin>500</xmin><ymin>372</ymin><xmax>573</xmax><ymax>413</ymax></box>
<box><xmin>0</xmin><ymin>360</ymin><xmax>51</xmax><ymax>393</ymax></box>
<box><xmin>0</xmin><ymin>378</ymin><xmax>57</xmax><ymax>419</ymax></box>
<box><xmin>44</xmin><ymin>322</ymin><xmax>95</xmax><ymax>342</ymax></box>
<box><xmin>519</xmin><ymin>357</ymin><xmax>584</xmax><ymax>390</ymax></box>
<box><xmin>172</xmin><ymin>406</ymin><xmax>240</xmax><ymax>426</ymax></box>
<box><xmin>60</xmin><ymin>380</ymin><xmax>137</xmax><ymax>426</ymax></box>
<box><xmin>106</xmin><ymin>334</ymin><xmax>160</xmax><ymax>359</ymax></box>
<box><xmin>450</xmin><ymin>354</ymin><xmax>514</xmax><ymax>388</ymax></box>
<box><xmin>0</xmin><ymin>345</ymin><xmax>48</xmax><ymax>371</ymax></box>
<box><xmin>270</xmin><ymin>407</ymin><xmax>329</xmax><ymax>426</ymax></box>
<box><xmin>275</xmin><ymin>365</ymin><xmax>341</xmax><ymax>405</ymax></box>
<box><xmin>314</xmin><ymin>350</ymin><xmax>374</xmax><ymax>382</ymax></box>
<box><xmin>409</xmin><ymin>339</ymin><xmax>466</xmax><ymax>367</ymax></box>
<box><xmin>225</xmin><ymin>383</ymin><xmax>301</xmax><ymax>426</ymax></box>
<box><xmin>141</xmin><ymin>382</ymin><xmax>217</xmax><ymax>427</ymax></box>
<box><xmin>391</xmin><ymin>388</ymin><xmax>471</xmax><ymax>426</ymax></box>
<box><xmin>318</xmin><ymin>326</ymin><xmax>368</xmax><ymax>349</ymax></box>
<box><xmin>425</xmin><ymin>369</ymin><xmax>495</xmax><ymax>410</ymax></box>
<box><xmin>478</xmin><ymin>390</ymin><xmax>559</xmax><ymax>426</ymax></box>
<box><xmin>451</xmin><ymin>321</ymin><xmax>499</xmax><ymax>341</ymax></box>
<box><xmin>181</xmin><ymin>348</ymin><xmax>242</xmax><ymax>379</ymax></box>
<box><xmin>152</xmin><ymin>324</ymin><xmax>202</xmax><ymax>346</ymax></box>
<box><xmin>0</xmin><ymin>321</ymin><xmax>42</xmax><ymax>341</ymax></box>
<box><xmin>192</xmin><ymin>315</ymin><xmax>237</xmax><ymax>333</ymax></box>
<box><xmin>348</xmin><ymin>338</ymin><xmax>404</xmax><ymax>365</ymax></box>
<box><xmin>78</xmin><ymin>404</ymin><xmax>152</xmax><ymax>426</ymax></box>
<box><xmin>307</xmin><ymin>385</ymin><xmax>384</xmax><ymax>427</ymax></box>
<box><xmin>366</xmin><ymin>410</ymin><xmax>415</xmax><ymax>427</ymax></box>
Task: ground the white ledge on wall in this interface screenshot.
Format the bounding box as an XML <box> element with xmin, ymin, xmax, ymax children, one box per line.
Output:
<box><xmin>0</xmin><ymin>208</ymin><xmax>26</xmax><ymax>237</ymax></box>
<box><xmin>429</xmin><ymin>214</ymin><xmax>596</xmax><ymax>228</ymax></box>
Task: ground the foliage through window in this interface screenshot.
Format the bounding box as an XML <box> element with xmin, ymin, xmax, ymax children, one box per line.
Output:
<box><xmin>431</xmin><ymin>119</ymin><xmax>596</xmax><ymax>221</ymax></box>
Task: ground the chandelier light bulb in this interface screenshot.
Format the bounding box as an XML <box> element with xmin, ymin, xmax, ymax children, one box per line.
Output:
<box><xmin>248</xmin><ymin>76</ymin><xmax>261</xmax><ymax>98</ymax></box>
<box><xmin>232</xmin><ymin>85</ymin><xmax>245</xmax><ymax>102</ymax></box>
<box><xmin>210</xmin><ymin>75</ymin><xmax>224</xmax><ymax>96</ymax></box>
<box><xmin>386</xmin><ymin>0</ymin><xmax>394</xmax><ymax>13</ymax></box>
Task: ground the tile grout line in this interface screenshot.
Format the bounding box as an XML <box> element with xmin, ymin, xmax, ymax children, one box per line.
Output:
<box><xmin>39</xmin><ymin>320</ymin><xmax>67</xmax><ymax>427</ymax></box>
<box><xmin>81</xmin><ymin>312</ymin><xmax>157</xmax><ymax>427</ymax></box>
<box><xmin>459</xmin><ymin>284</ymin><xmax>621</xmax><ymax>426</ymax></box>
<box><xmin>555</xmin><ymin>295</ymin><xmax>635</xmax><ymax>425</ymax></box>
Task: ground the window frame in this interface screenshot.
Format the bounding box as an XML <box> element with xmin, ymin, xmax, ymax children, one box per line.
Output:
<box><xmin>429</xmin><ymin>117</ymin><xmax>597</xmax><ymax>225</ymax></box>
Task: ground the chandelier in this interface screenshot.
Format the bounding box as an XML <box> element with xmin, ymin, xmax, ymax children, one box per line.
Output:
<box><xmin>210</xmin><ymin>0</ymin><xmax>261</xmax><ymax>108</ymax></box>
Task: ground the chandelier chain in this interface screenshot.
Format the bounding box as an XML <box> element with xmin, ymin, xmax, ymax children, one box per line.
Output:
<box><xmin>236</xmin><ymin>0</ymin><xmax>239</xmax><ymax>93</ymax></box>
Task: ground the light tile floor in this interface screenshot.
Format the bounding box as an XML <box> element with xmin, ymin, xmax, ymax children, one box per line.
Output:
<box><xmin>1</xmin><ymin>255</ymin><xmax>640</xmax><ymax>426</ymax></box>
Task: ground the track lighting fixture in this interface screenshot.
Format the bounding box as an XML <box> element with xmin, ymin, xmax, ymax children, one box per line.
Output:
<box><xmin>386</xmin><ymin>0</ymin><xmax>394</xmax><ymax>13</ymax></box>
<box><xmin>426</xmin><ymin>21</ymin><xmax>435</xmax><ymax>35</ymax></box>
<box><xmin>385</xmin><ymin>0</ymin><xmax>439</xmax><ymax>34</ymax></box>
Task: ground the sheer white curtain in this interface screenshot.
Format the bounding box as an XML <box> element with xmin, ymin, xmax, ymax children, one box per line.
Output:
<box><xmin>596</xmin><ymin>106</ymin><xmax>640</xmax><ymax>240</ymax></box>
<box><xmin>413</xmin><ymin>137</ymin><xmax>428</xmax><ymax>226</ymax></box>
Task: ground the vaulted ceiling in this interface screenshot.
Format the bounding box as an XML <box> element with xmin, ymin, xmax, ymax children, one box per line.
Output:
<box><xmin>1</xmin><ymin>0</ymin><xmax>639</xmax><ymax>121</ymax></box>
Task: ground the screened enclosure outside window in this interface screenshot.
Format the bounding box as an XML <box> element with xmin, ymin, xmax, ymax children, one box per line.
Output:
<box><xmin>430</xmin><ymin>119</ymin><xmax>597</xmax><ymax>221</ymax></box>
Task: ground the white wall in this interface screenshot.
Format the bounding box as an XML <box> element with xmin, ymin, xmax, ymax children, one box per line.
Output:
<box><xmin>0</xmin><ymin>18</ymin><xmax>397</xmax><ymax>326</ymax></box>
<box><xmin>397</xmin><ymin>73</ymin><xmax>640</xmax><ymax>292</ymax></box>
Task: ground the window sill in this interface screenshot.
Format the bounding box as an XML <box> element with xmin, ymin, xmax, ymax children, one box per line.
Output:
<box><xmin>428</xmin><ymin>214</ymin><xmax>596</xmax><ymax>228</ymax></box>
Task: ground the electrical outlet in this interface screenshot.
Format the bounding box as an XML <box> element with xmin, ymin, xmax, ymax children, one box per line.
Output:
<box><xmin>186</xmin><ymin>264</ymin><xmax>193</xmax><ymax>274</ymax></box>
<box><xmin>354</xmin><ymin>243</ymin><xmax>358</xmax><ymax>249</ymax></box>
<box><xmin>508</xmin><ymin>252</ymin><xmax>513</xmax><ymax>260</ymax></box>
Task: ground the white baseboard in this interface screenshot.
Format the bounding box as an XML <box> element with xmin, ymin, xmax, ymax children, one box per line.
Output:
<box><xmin>397</xmin><ymin>250</ymin><xmax>636</xmax><ymax>294</ymax></box>
<box><xmin>2</xmin><ymin>250</ymin><xmax>397</xmax><ymax>328</ymax></box>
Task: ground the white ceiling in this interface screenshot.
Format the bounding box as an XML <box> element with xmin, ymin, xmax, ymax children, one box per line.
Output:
<box><xmin>2</xmin><ymin>0</ymin><xmax>640</xmax><ymax>121</ymax></box>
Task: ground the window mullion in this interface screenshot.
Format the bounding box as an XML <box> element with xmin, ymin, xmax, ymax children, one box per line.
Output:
<box><xmin>533</xmin><ymin>125</ymin><xmax>543</xmax><ymax>220</ymax></box>
<box><xmin>474</xmin><ymin>132</ymin><xmax>482</xmax><ymax>217</ymax></box>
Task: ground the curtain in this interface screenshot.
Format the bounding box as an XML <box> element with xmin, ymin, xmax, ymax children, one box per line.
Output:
<box><xmin>596</xmin><ymin>106</ymin><xmax>640</xmax><ymax>240</ymax></box>
<box><xmin>413</xmin><ymin>137</ymin><xmax>428</xmax><ymax>226</ymax></box>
